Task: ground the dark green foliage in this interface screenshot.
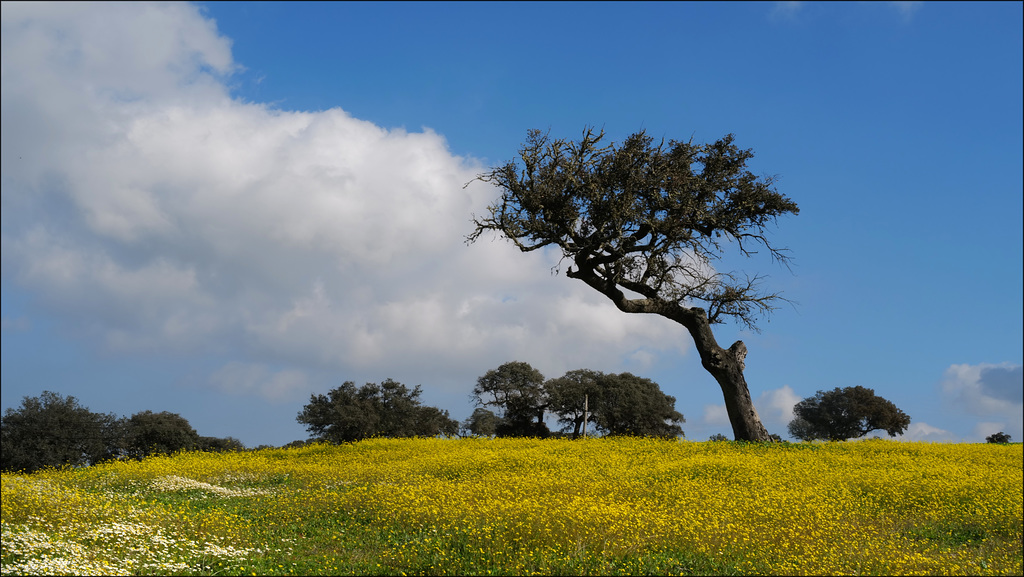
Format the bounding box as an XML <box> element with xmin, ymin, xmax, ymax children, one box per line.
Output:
<box><xmin>415</xmin><ymin>406</ymin><xmax>460</xmax><ymax>438</ymax></box>
<box><xmin>122</xmin><ymin>410</ymin><xmax>201</xmax><ymax>459</ymax></box>
<box><xmin>788</xmin><ymin>386</ymin><xmax>911</xmax><ymax>442</ymax></box>
<box><xmin>0</xmin><ymin>390</ymin><xmax>120</xmax><ymax>473</ymax></box>
<box><xmin>474</xmin><ymin>363</ymin><xmax>685</xmax><ymax>439</ymax></box>
<box><xmin>709</xmin><ymin>433</ymin><xmax>730</xmax><ymax>442</ymax></box>
<box><xmin>545</xmin><ymin>370</ymin><xmax>684</xmax><ymax>438</ymax></box>
<box><xmin>593</xmin><ymin>372</ymin><xmax>684</xmax><ymax>438</ymax></box>
<box><xmin>298</xmin><ymin>381</ymin><xmax>374</xmax><ymax>442</ymax></box>
<box><xmin>198</xmin><ymin>435</ymin><xmax>246</xmax><ymax>452</ymax></box>
<box><xmin>297</xmin><ymin>379</ymin><xmax>459</xmax><ymax>443</ymax></box>
<box><xmin>472</xmin><ymin>362</ymin><xmax>549</xmax><ymax>437</ymax></box>
<box><xmin>467</xmin><ymin>127</ymin><xmax>798</xmax><ymax>442</ymax></box>
<box><xmin>468</xmin><ymin>127</ymin><xmax>799</xmax><ymax>331</ymax></box>
<box><xmin>2</xmin><ymin>391</ymin><xmax>249</xmax><ymax>470</ymax></box>
<box><xmin>461</xmin><ymin>408</ymin><xmax>503</xmax><ymax>437</ymax></box>
<box><xmin>903</xmin><ymin>521</ymin><xmax>989</xmax><ymax>547</ymax></box>
<box><xmin>985</xmin><ymin>431</ymin><xmax>1012</xmax><ymax>444</ymax></box>
<box><xmin>544</xmin><ymin>369</ymin><xmax>603</xmax><ymax>438</ymax></box>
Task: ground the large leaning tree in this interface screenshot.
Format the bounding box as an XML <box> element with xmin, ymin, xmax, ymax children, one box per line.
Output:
<box><xmin>468</xmin><ymin>128</ymin><xmax>799</xmax><ymax>441</ymax></box>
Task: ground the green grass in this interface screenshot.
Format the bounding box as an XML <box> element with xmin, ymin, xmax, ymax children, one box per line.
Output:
<box><xmin>2</xmin><ymin>438</ymin><xmax>1021</xmax><ymax>576</ymax></box>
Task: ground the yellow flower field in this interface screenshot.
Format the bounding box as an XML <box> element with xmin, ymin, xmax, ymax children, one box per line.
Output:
<box><xmin>2</xmin><ymin>438</ymin><xmax>1021</xmax><ymax>576</ymax></box>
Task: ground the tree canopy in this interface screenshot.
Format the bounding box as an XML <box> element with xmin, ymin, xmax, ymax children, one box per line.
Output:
<box><xmin>297</xmin><ymin>379</ymin><xmax>459</xmax><ymax>443</ymax></box>
<box><xmin>471</xmin><ymin>361</ymin><xmax>550</xmax><ymax>437</ymax></box>
<box><xmin>198</xmin><ymin>435</ymin><xmax>245</xmax><ymax>452</ymax></box>
<box><xmin>460</xmin><ymin>408</ymin><xmax>503</xmax><ymax>437</ymax></box>
<box><xmin>545</xmin><ymin>370</ymin><xmax>684</xmax><ymax>438</ymax></box>
<box><xmin>469</xmin><ymin>128</ymin><xmax>799</xmax><ymax>441</ymax></box>
<box><xmin>544</xmin><ymin>369</ymin><xmax>603</xmax><ymax>438</ymax></box>
<box><xmin>985</xmin><ymin>432</ymin><xmax>1012</xmax><ymax>444</ymax></box>
<box><xmin>592</xmin><ymin>372</ymin><xmax>684</xmax><ymax>438</ymax></box>
<box><xmin>787</xmin><ymin>386</ymin><xmax>911</xmax><ymax>442</ymax></box>
<box><xmin>1</xmin><ymin>391</ymin><xmax>119</xmax><ymax>473</ymax></box>
<box><xmin>1</xmin><ymin>392</ymin><xmax>248</xmax><ymax>472</ymax></box>
<box><xmin>122</xmin><ymin>410</ymin><xmax>201</xmax><ymax>459</ymax></box>
<box><xmin>471</xmin><ymin>363</ymin><xmax>685</xmax><ymax>439</ymax></box>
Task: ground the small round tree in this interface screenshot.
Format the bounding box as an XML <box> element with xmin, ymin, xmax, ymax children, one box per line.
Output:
<box><xmin>123</xmin><ymin>410</ymin><xmax>201</xmax><ymax>459</ymax></box>
<box><xmin>788</xmin><ymin>386</ymin><xmax>910</xmax><ymax>441</ymax></box>
<box><xmin>985</xmin><ymin>432</ymin><xmax>1012</xmax><ymax>444</ymax></box>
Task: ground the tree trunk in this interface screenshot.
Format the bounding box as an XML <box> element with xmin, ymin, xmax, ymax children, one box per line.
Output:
<box><xmin>567</xmin><ymin>267</ymin><xmax>773</xmax><ymax>442</ymax></box>
<box><xmin>571</xmin><ymin>417</ymin><xmax>582</xmax><ymax>439</ymax></box>
<box><xmin>680</xmin><ymin>308</ymin><xmax>772</xmax><ymax>442</ymax></box>
<box><xmin>706</xmin><ymin>345</ymin><xmax>771</xmax><ymax>441</ymax></box>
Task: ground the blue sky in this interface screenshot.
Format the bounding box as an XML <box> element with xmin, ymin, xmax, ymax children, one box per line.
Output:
<box><xmin>2</xmin><ymin>1</ymin><xmax>1021</xmax><ymax>447</ymax></box>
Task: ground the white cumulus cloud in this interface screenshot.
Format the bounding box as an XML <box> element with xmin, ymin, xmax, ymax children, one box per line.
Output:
<box><xmin>896</xmin><ymin>422</ymin><xmax>955</xmax><ymax>442</ymax></box>
<box><xmin>1</xmin><ymin>2</ymin><xmax>688</xmax><ymax>402</ymax></box>
<box><xmin>700</xmin><ymin>404</ymin><xmax>731</xmax><ymax>428</ymax></box>
<box><xmin>755</xmin><ymin>385</ymin><xmax>801</xmax><ymax>433</ymax></box>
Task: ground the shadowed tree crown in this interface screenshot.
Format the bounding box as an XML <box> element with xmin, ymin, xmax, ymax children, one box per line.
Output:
<box><xmin>468</xmin><ymin>128</ymin><xmax>799</xmax><ymax>441</ymax></box>
<box><xmin>123</xmin><ymin>410</ymin><xmax>201</xmax><ymax>459</ymax></box>
<box><xmin>297</xmin><ymin>379</ymin><xmax>459</xmax><ymax>444</ymax></box>
<box><xmin>472</xmin><ymin>361</ymin><xmax>549</xmax><ymax>438</ymax></box>
<box><xmin>985</xmin><ymin>432</ymin><xmax>1011</xmax><ymax>444</ymax></box>
<box><xmin>545</xmin><ymin>369</ymin><xmax>684</xmax><ymax>439</ymax></box>
<box><xmin>460</xmin><ymin>407</ymin><xmax>503</xmax><ymax>437</ymax></box>
<box><xmin>788</xmin><ymin>386</ymin><xmax>911</xmax><ymax>442</ymax></box>
<box><xmin>1</xmin><ymin>390</ymin><xmax>120</xmax><ymax>473</ymax></box>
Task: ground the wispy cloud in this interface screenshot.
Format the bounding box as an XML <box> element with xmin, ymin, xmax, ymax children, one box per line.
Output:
<box><xmin>208</xmin><ymin>362</ymin><xmax>309</xmax><ymax>402</ymax></box>
<box><xmin>770</xmin><ymin>1</ymin><xmax>924</xmax><ymax>22</ymax></box>
<box><xmin>770</xmin><ymin>1</ymin><xmax>804</xmax><ymax>20</ymax></box>
<box><xmin>700</xmin><ymin>404</ymin><xmax>731</xmax><ymax>428</ymax></box>
<box><xmin>755</xmin><ymin>385</ymin><xmax>801</xmax><ymax>434</ymax></box>
<box><xmin>888</xmin><ymin>2</ymin><xmax>923</xmax><ymax>21</ymax></box>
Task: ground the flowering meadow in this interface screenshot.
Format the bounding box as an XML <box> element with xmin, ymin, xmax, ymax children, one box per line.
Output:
<box><xmin>1</xmin><ymin>438</ymin><xmax>1021</xmax><ymax>576</ymax></box>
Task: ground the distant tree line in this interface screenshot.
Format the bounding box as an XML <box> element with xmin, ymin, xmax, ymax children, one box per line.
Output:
<box><xmin>6</xmin><ymin>368</ymin><xmax>931</xmax><ymax>473</ymax></box>
<box><xmin>296</xmin><ymin>361</ymin><xmax>685</xmax><ymax>444</ymax></box>
<box><xmin>1</xmin><ymin>391</ymin><xmax>243</xmax><ymax>473</ymax></box>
